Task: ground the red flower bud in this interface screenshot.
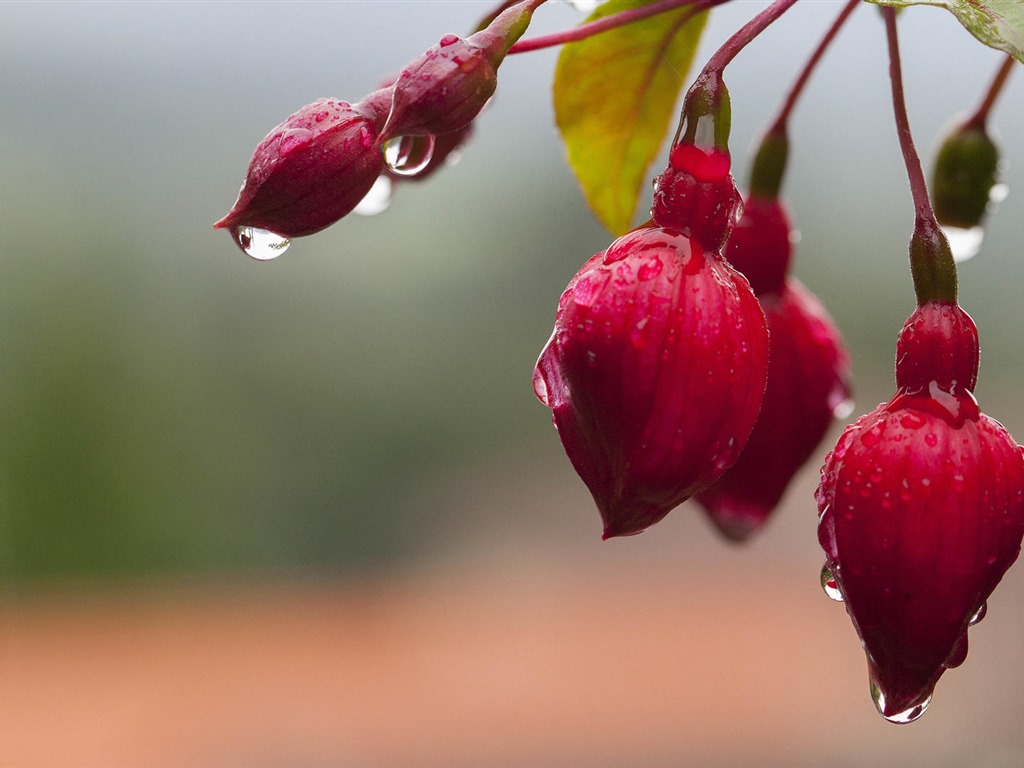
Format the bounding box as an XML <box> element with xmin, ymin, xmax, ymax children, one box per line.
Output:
<box><xmin>380</xmin><ymin>34</ymin><xmax>498</xmax><ymax>142</ymax></box>
<box><xmin>697</xmin><ymin>198</ymin><xmax>851</xmax><ymax>540</ymax></box>
<box><xmin>651</xmin><ymin>145</ymin><xmax>742</xmax><ymax>253</ymax></box>
<box><xmin>214</xmin><ymin>90</ymin><xmax>390</xmax><ymax>244</ymax></box>
<box><xmin>817</xmin><ymin>302</ymin><xmax>1024</xmax><ymax>723</ymax></box>
<box><xmin>534</xmin><ymin>226</ymin><xmax>769</xmax><ymax>539</ymax></box>
<box><xmin>379</xmin><ymin>1</ymin><xmax>537</xmax><ymax>142</ymax></box>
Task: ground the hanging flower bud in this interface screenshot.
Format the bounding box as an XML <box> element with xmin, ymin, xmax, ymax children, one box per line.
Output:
<box><xmin>214</xmin><ymin>88</ymin><xmax>391</xmax><ymax>243</ymax></box>
<box><xmin>932</xmin><ymin>120</ymin><xmax>1000</xmax><ymax>231</ymax></box>
<box><xmin>534</xmin><ymin>226</ymin><xmax>769</xmax><ymax>539</ymax></box>
<box><xmin>697</xmin><ymin>197</ymin><xmax>851</xmax><ymax>540</ymax></box>
<box><xmin>379</xmin><ymin>0</ymin><xmax>540</xmax><ymax>142</ymax></box>
<box><xmin>651</xmin><ymin>73</ymin><xmax>742</xmax><ymax>252</ymax></box>
<box><xmin>817</xmin><ymin>301</ymin><xmax>1024</xmax><ymax>723</ymax></box>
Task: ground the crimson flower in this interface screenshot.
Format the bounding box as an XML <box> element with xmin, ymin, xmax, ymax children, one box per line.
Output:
<box><xmin>534</xmin><ymin>225</ymin><xmax>769</xmax><ymax>538</ymax></box>
<box><xmin>816</xmin><ymin>301</ymin><xmax>1024</xmax><ymax>722</ymax></box>
<box><xmin>697</xmin><ymin>197</ymin><xmax>851</xmax><ymax>540</ymax></box>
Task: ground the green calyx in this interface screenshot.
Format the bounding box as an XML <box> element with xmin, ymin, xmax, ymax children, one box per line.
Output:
<box><xmin>677</xmin><ymin>72</ymin><xmax>732</xmax><ymax>153</ymax></box>
<box><xmin>749</xmin><ymin>128</ymin><xmax>789</xmax><ymax>200</ymax></box>
<box><xmin>909</xmin><ymin>216</ymin><xmax>958</xmax><ymax>305</ymax></box>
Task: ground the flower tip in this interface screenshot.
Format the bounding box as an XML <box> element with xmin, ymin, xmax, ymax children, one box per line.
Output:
<box><xmin>708</xmin><ymin>514</ymin><xmax>760</xmax><ymax>544</ymax></box>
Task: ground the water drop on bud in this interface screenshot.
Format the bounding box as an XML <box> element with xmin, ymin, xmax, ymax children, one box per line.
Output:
<box><xmin>231</xmin><ymin>226</ymin><xmax>291</xmax><ymax>261</ymax></box>
<box><xmin>353</xmin><ymin>175</ymin><xmax>393</xmax><ymax>217</ymax></box>
<box><xmin>382</xmin><ymin>134</ymin><xmax>436</xmax><ymax>177</ymax></box>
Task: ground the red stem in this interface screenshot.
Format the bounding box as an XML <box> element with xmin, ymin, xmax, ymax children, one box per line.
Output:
<box><xmin>699</xmin><ymin>0</ymin><xmax>798</xmax><ymax>77</ymax></box>
<box><xmin>965</xmin><ymin>55</ymin><xmax>1017</xmax><ymax>129</ymax></box>
<box><xmin>883</xmin><ymin>7</ymin><xmax>957</xmax><ymax>305</ymax></box>
<box><xmin>508</xmin><ymin>0</ymin><xmax>719</xmax><ymax>54</ymax></box>
<box><xmin>767</xmin><ymin>0</ymin><xmax>860</xmax><ymax>135</ymax></box>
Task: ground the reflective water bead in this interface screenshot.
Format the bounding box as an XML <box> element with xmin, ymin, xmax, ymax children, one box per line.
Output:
<box><xmin>940</xmin><ymin>225</ymin><xmax>984</xmax><ymax>263</ymax></box>
<box><xmin>871</xmin><ymin>679</ymin><xmax>932</xmax><ymax>724</ymax></box>
<box><xmin>353</xmin><ymin>175</ymin><xmax>393</xmax><ymax>217</ymax></box>
<box><xmin>232</xmin><ymin>226</ymin><xmax>291</xmax><ymax>261</ymax></box>
<box><xmin>820</xmin><ymin>563</ymin><xmax>844</xmax><ymax>602</ymax></box>
<box><xmin>382</xmin><ymin>134</ymin><xmax>436</xmax><ymax>177</ymax></box>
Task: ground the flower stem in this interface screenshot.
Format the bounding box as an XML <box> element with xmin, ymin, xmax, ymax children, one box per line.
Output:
<box><xmin>699</xmin><ymin>0</ymin><xmax>798</xmax><ymax>77</ymax></box>
<box><xmin>750</xmin><ymin>0</ymin><xmax>859</xmax><ymax>198</ymax></box>
<box><xmin>883</xmin><ymin>6</ymin><xmax>957</xmax><ymax>305</ymax></box>
<box><xmin>767</xmin><ymin>0</ymin><xmax>860</xmax><ymax>136</ymax></box>
<box><xmin>508</xmin><ymin>0</ymin><xmax>719</xmax><ymax>55</ymax></box>
<box><xmin>965</xmin><ymin>55</ymin><xmax>1017</xmax><ymax>130</ymax></box>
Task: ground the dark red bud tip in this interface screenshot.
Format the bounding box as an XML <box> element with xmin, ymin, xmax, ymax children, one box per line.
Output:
<box><xmin>698</xmin><ymin>279</ymin><xmax>851</xmax><ymax>540</ymax></box>
<box><xmin>534</xmin><ymin>226</ymin><xmax>769</xmax><ymax>538</ymax></box>
<box><xmin>895</xmin><ymin>302</ymin><xmax>979</xmax><ymax>394</ymax></box>
<box><xmin>215</xmin><ymin>96</ymin><xmax>388</xmax><ymax>241</ymax></box>
<box><xmin>379</xmin><ymin>36</ymin><xmax>497</xmax><ymax>141</ymax></box>
<box><xmin>723</xmin><ymin>196</ymin><xmax>793</xmax><ymax>295</ymax></box>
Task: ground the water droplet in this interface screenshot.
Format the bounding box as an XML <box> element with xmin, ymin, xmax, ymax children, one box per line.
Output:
<box><xmin>941</xmin><ymin>225</ymin><xmax>984</xmax><ymax>263</ymax></box>
<box><xmin>382</xmin><ymin>134</ymin><xmax>436</xmax><ymax>177</ymax></box>
<box><xmin>989</xmin><ymin>182</ymin><xmax>1009</xmax><ymax>204</ymax></box>
<box><xmin>830</xmin><ymin>387</ymin><xmax>855</xmax><ymax>420</ymax></box>
<box><xmin>569</xmin><ymin>0</ymin><xmax>601</xmax><ymax>11</ymax></box>
<box><xmin>353</xmin><ymin>175</ymin><xmax>393</xmax><ymax>216</ymax></box>
<box><xmin>820</xmin><ymin>563</ymin><xmax>844</xmax><ymax>602</ymax></box>
<box><xmin>532</xmin><ymin>366</ymin><xmax>550</xmax><ymax>406</ymax></box>
<box><xmin>969</xmin><ymin>601</ymin><xmax>987</xmax><ymax>626</ymax></box>
<box><xmin>439</xmin><ymin>33</ymin><xmax>460</xmax><ymax>47</ymax></box>
<box><xmin>871</xmin><ymin>679</ymin><xmax>931</xmax><ymax>724</ymax></box>
<box><xmin>231</xmin><ymin>226</ymin><xmax>290</xmax><ymax>261</ymax></box>
<box><xmin>900</xmin><ymin>412</ymin><xmax>925</xmax><ymax>430</ymax></box>
<box><xmin>278</xmin><ymin>127</ymin><xmax>313</xmax><ymax>157</ymax></box>
<box><xmin>860</xmin><ymin>421</ymin><xmax>886</xmax><ymax>448</ymax></box>
<box><xmin>637</xmin><ymin>257</ymin><xmax>663</xmax><ymax>281</ymax></box>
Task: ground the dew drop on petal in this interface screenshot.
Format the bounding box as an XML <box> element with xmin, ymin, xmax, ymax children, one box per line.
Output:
<box><xmin>382</xmin><ymin>134</ymin><xmax>436</xmax><ymax>177</ymax></box>
<box><xmin>941</xmin><ymin>225</ymin><xmax>984</xmax><ymax>263</ymax></box>
<box><xmin>353</xmin><ymin>175</ymin><xmax>393</xmax><ymax>216</ymax></box>
<box><xmin>532</xmin><ymin>366</ymin><xmax>550</xmax><ymax>407</ymax></box>
<box><xmin>820</xmin><ymin>563</ymin><xmax>844</xmax><ymax>602</ymax></box>
<box><xmin>231</xmin><ymin>226</ymin><xmax>291</xmax><ymax>261</ymax></box>
<box><xmin>969</xmin><ymin>601</ymin><xmax>987</xmax><ymax>626</ymax></box>
<box><xmin>871</xmin><ymin>678</ymin><xmax>932</xmax><ymax>724</ymax></box>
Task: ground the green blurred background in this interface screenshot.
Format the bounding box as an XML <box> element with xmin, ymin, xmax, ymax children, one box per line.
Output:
<box><xmin>0</xmin><ymin>0</ymin><xmax>1018</xmax><ymax>582</ymax></box>
<box><xmin>1</xmin><ymin>2</ymin><xmax>1023</xmax><ymax>765</ymax></box>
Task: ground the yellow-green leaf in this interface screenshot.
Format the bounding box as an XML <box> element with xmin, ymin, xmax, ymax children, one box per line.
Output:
<box><xmin>554</xmin><ymin>1</ymin><xmax>708</xmax><ymax>235</ymax></box>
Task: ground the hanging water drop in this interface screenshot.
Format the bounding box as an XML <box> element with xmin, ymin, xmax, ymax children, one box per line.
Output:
<box><xmin>829</xmin><ymin>381</ymin><xmax>855</xmax><ymax>420</ymax></box>
<box><xmin>820</xmin><ymin>563</ymin><xmax>844</xmax><ymax>602</ymax></box>
<box><xmin>871</xmin><ymin>678</ymin><xmax>932</xmax><ymax>724</ymax></box>
<box><xmin>969</xmin><ymin>601</ymin><xmax>987</xmax><ymax>626</ymax></box>
<box><xmin>569</xmin><ymin>0</ymin><xmax>601</xmax><ymax>12</ymax></box>
<box><xmin>989</xmin><ymin>182</ymin><xmax>1009</xmax><ymax>204</ymax></box>
<box><xmin>382</xmin><ymin>134</ymin><xmax>436</xmax><ymax>177</ymax></box>
<box><xmin>232</xmin><ymin>226</ymin><xmax>291</xmax><ymax>261</ymax></box>
<box><xmin>353</xmin><ymin>175</ymin><xmax>393</xmax><ymax>217</ymax></box>
<box><xmin>941</xmin><ymin>225</ymin><xmax>984</xmax><ymax>263</ymax></box>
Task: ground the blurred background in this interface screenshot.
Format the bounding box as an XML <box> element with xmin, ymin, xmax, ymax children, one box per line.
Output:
<box><xmin>1</xmin><ymin>1</ymin><xmax>1023</xmax><ymax>765</ymax></box>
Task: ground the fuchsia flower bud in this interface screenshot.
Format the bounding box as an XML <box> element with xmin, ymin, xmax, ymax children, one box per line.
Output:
<box><xmin>379</xmin><ymin>1</ymin><xmax>538</xmax><ymax>142</ymax></box>
<box><xmin>214</xmin><ymin>89</ymin><xmax>391</xmax><ymax>244</ymax></box>
<box><xmin>651</xmin><ymin>144</ymin><xmax>742</xmax><ymax>253</ymax></box>
<box><xmin>816</xmin><ymin>301</ymin><xmax>1024</xmax><ymax>723</ymax></box>
<box><xmin>534</xmin><ymin>226</ymin><xmax>769</xmax><ymax>538</ymax></box>
<box><xmin>696</xmin><ymin>197</ymin><xmax>851</xmax><ymax>540</ymax></box>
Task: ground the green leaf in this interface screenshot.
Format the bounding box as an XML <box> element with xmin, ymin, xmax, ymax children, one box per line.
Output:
<box><xmin>869</xmin><ymin>0</ymin><xmax>1024</xmax><ymax>62</ymax></box>
<box><xmin>554</xmin><ymin>2</ymin><xmax>708</xmax><ymax>235</ymax></box>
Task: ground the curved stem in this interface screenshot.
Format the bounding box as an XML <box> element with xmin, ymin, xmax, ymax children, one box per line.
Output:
<box><xmin>766</xmin><ymin>0</ymin><xmax>860</xmax><ymax>136</ymax></box>
<box><xmin>699</xmin><ymin>0</ymin><xmax>798</xmax><ymax>76</ymax></box>
<box><xmin>883</xmin><ymin>6</ymin><xmax>957</xmax><ymax>305</ymax></box>
<box><xmin>965</xmin><ymin>55</ymin><xmax>1016</xmax><ymax>129</ymax></box>
<box><xmin>508</xmin><ymin>0</ymin><xmax>719</xmax><ymax>54</ymax></box>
